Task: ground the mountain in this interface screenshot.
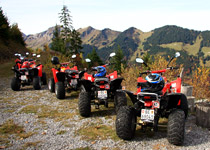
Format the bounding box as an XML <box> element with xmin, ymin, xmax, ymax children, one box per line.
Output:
<box><xmin>24</xmin><ymin>25</ymin><xmax>210</xmax><ymax>66</ymax></box>
<box><xmin>24</xmin><ymin>26</ymin><xmax>55</xmax><ymax>50</ymax></box>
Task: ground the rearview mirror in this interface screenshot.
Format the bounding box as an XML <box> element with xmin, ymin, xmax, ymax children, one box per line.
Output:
<box><xmin>175</xmin><ymin>52</ymin><xmax>180</xmax><ymax>58</ymax></box>
<box><xmin>110</xmin><ymin>52</ymin><xmax>116</xmax><ymax>57</ymax></box>
<box><xmin>85</xmin><ymin>58</ymin><xmax>91</xmax><ymax>63</ymax></box>
<box><xmin>72</xmin><ymin>54</ymin><xmax>76</xmax><ymax>58</ymax></box>
<box><xmin>136</xmin><ymin>58</ymin><xmax>144</xmax><ymax>63</ymax></box>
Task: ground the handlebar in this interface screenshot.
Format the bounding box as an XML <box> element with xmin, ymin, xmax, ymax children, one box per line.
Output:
<box><xmin>139</xmin><ymin>66</ymin><xmax>179</xmax><ymax>76</ymax></box>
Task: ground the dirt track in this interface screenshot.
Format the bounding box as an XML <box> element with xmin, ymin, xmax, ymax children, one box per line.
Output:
<box><xmin>0</xmin><ymin>77</ymin><xmax>210</xmax><ymax>150</ymax></box>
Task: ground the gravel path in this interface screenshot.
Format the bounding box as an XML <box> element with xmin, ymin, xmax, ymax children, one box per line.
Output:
<box><xmin>0</xmin><ymin>77</ymin><xmax>210</xmax><ymax>150</ymax></box>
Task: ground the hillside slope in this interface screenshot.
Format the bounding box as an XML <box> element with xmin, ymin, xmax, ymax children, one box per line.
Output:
<box><xmin>24</xmin><ymin>25</ymin><xmax>210</xmax><ymax>64</ymax></box>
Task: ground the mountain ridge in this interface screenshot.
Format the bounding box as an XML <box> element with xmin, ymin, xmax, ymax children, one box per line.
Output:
<box><xmin>24</xmin><ymin>25</ymin><xmax>210</xmax><ymax>66</ymax></box>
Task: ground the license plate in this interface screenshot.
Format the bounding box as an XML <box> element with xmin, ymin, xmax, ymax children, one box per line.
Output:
<box><xmin>21</xmin><ymin>75</ymin><xmax>27</xmax><ymax>80</ymax></box>
<box><xmin>98</xmin><ymin>90</ymin><xmax>107</xmax><ymax>99</ymax></box>
<box><xmin>71</xmin><ymin>79</ymin><xmax>77</xmax><ymax>85</ymax></box>
<box><xmin>75</xmin><ymin>74</ymin><xmax>79</xmax><ymax>78</ymax></box>
<box><xmin>141</xmin><ymin>109</ymin><xmax>154</xmax><ymax>121</ymax></box>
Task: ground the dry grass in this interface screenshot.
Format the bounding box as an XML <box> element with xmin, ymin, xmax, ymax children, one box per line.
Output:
<box><xmin>77</xmin><ymin>124</ymin><xmax>119</xmax><ymax>141</ymax></box>
<box><xmin>22</xmin><ymin>141</ymin><xmax>41</xmax><ymax>149</ymax></box>
<box><xmin>160</xmin><ymin>42</ymin><xmax>183</xmax><ymax>51</ymax></box>
<box><xmin>0</xmin><ymin>119</ymin><xmax>25</xmax><ymax>135</ymax></box>
<box><xmin>0</xmin><ymin>61</ymin><xmax>14</xmax><ymax>78</ymax></box>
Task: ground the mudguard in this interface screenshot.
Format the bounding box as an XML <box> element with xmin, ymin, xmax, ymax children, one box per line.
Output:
<box><xmin>56</xmin><ymin>72</ymin><xmax>65</xmax><ymax>82</ymax></box>
<box><xmin>79</xmin><ymin>71</ymin><xmax>85</xmax><ymax>79</ymax></box>
<box><xmin>164</xmin><ymin>93</ymin><xmax>188</xmax><ymax>115</ymax></box>
<box><xmin>37</xmin><ymin>64</ymin><xmax>43</xmax><ymax>77</ymax></box>
<box><xmin>110</xmin><ymin>77</ymin><xmax>124</xmax><ymax>91</ymax></box>
<box><xmin>80</xmin><ymin>79</ymin><xmax>93</xmax><ymax>92</ymax></box>
<box><xmin>122</xmin><ymin>90</ymin><xmax>137</xmax><ymax>104</ymax></box>
<box><xmin>31</xmin><ymin>68</ymin><xmax>39</xmax><ymax>76</ymax></box>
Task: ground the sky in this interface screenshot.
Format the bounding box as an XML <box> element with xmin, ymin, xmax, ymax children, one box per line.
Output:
<box><xmin>1</xmin><ymin>0</ymin><xmax>210</xmax><ymax>35</ymax></box>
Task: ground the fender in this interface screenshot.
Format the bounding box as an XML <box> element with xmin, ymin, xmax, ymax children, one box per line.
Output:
<box><xmin>37</xmin><ymin>64</ymin><xmax>43</xmax><ymax>77</ymax></box>
<box><xmin>56</xmin><ymin>72</ymin><xmax>65</xmax><ymax>82</ymax></box>
<box><xmin>31</xmin><ymin>68</ymin><xmax>39</xmax><ymax>76</ymax></box>
<box><xmin>110</xmin><ymin>77</ymin><xmax>124</xmax><ymax>91</ymax></box>
<box><xmin>120</xmin><ymin>89</ymin><xmax>137</xmax><ymax>104</ymax></box>
<box><xmin>80</xmin><ymin>79</ymin><xmax>93</xmax><ymax>92</ymax></box>
<box><xmin>79</xmin><ymin>71</ymin><xmax>85</xmax><ymax>79</ymax></box>
<box><xmin>164</xmin><ymin>93</ymin><xmax>184</xmax><ymax>109</ymax></box>
<box><xmin>52</xmin><ymin>68</ymin><xmax>59</xmax><ymax>83</ymax></box>
<box><xmin>11</xmin><ymin>67</ymin><xmax>21</xmax><ymax>77</ymax></box>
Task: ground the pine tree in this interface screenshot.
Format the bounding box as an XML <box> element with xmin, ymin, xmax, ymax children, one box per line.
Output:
<box><xmin>87</xmin><ymin>48</ymin><xmax>103</xmax><ymax>67</ymax></box>
<box><xmin>0</xmin><ymin>7</ymin><xmax>10</xmax><ymax>41</ymax></box>
<box><xmin>51</xmin><ymin>25</ymin><xmax>65</xmax><ymax>53</ymax></box>
<box><xmin>58</xmin><ymin>5</ymin><xmax>82</xmax><ymax>56</ymax></box>
<box><xmin>111</xmin><ymin>45</ymin><xmax>126</xmax><ymax>73</ymax></box>
<box><xmin>59</xmin><ymin>5</ymin><xmax>73</xmax><ymax>41</ymax></box>
<box><xmin>69</xmin><ymin>29</ymin><xmax>83</xmax><ymax>55</ymax></box>
<box><xmin>10</xmin><ymin>23</ymin><xmax>26</xmax><ymax>46</ymax></box>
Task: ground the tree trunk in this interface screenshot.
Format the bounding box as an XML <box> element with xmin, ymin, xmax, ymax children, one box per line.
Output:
<box><xmin>196</xmin><ymin>102</ymin><xmax>210</xmax><ymax>129</ymax></box>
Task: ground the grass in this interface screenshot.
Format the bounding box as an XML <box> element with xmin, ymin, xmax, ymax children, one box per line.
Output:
<box><xmin>0</xmin><ymin>119</ymin><xmax>25</xmax><ymax>135</ymax></box>
<box><xmin>74</xmin><ymin>147</ymin><xmax>92</xmax><ymax>150</ymax></box>
<box><xmin>160</xmin><ymin>42</ymin><xmax>183</xmax><ymax>51</ymax></box>
<box><xmin>19</xmin><ymin>104</ymin><xmax>76</xmax><ymax>122</ymax></box>
<box><xmin>0</xmin><ymin>61</ymin><xmax>14</xmax><ymax>78</ymax></box>
<box><xmin>184</xmin><ymin>36</ymin><xmax>202</xmax><ymax>55</ymax></box>
<box><xmin>0</xmin><ymin>119</ymin><xmax>36</xmax><ymax>149</ymax></box>
<box><xmin>56</xmin><ymin>130</ymin><xmax>67</xmax><ymax>135</ymax></box>
<box><xmin>77</xmin><ymin>124</ymin><xmax>119</xmax><ymax>141</ymax></box>
<box><xmin>202</xmin><ymin>47</ymin><xmax>210</xmax><ymax>57</ymax></box>
<box><xmin>22</xmin><ymin>141</ymin><xmax>40</xmax><ymax>149</ymax></box>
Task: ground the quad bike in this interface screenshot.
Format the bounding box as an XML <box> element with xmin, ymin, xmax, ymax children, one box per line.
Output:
<box><xmin>48</xmin><ymin>55</ymin><xmax>85</xmax><ymax>99</ymax></box>
<box><xmin>78</xmin><ymin>52</ymin><xmax>127</xmax><ymax>117</ymax></box>
<box><xmin>115</xmin><ymin>52</ymin><xmax>188</xmax><ymax>146</ymax></box>
<box><xmin>11</xmin><ymin>53</ymin><xmax>47</xmax><ymax>91</ymax></box>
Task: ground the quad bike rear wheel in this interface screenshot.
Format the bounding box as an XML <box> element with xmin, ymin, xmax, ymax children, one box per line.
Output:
<box><xmin>55</xmin><ymin>81</ymin><xmax>65</xmax><ymax>99</ymax></box>
<box><xmin>48</xmin><ymin>78</ymin><xmax>55</xmax><ymax>93</ymax></box>
<box><xmin>42</xmin><ymin>72</ymin><xmax>47</xmax><ymax>85</ymax></box>
<box><xmin>78</xmin><ymin>91</ymin><xmax>91</xmax><ymax>117</ymax></box>
<box><xmin>33</xmin><ymin>76</ymin><xmax>41</xmax><ymax>90</ymax></box>
<box><xmin>11</xmin><ymin>77</ymin><xmax>21</xmax><ymax>91</ymax></box>
<box><xmin>116</xmin><ymin>106</ymin><xmax>137</xmax><ymax>140</ymax></box>
<box><xmin>114</xmin><ymin>91</ymin><xmax>127</xmax><ymax>112</ymax></box>
<box><xmin>167</xmin><ymin>109</ymin><xmax>185</xmax><ymax>145</ymax></box>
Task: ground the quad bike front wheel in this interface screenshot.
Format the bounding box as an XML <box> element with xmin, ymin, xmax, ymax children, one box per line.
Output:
<box><xmin>78</xmin><ymin>91</ymin><xmax>91</xmax><ymax>117</ymax></box>
<box><xmin>55</xmin><ymin>81</ymin><xmax>65</xmax><ymax>99</ymax></box>
<box><xmin>33</xmin><ymin>76</ymin><xmax>41</xmax><ymax>90</ymax></box>
<box><xmin>167</xmin><ymin>109</ymin><xmax>185</xmax><ymax>145</ymax></box>
<box><xmin>116</xmin><ymin>106</ymin><xmax>137</xmax><ymax>140</ymax></box>
<box><xmin>11</xmin><ymin>77</ymin><xmax>21</xmax><ymax>91</ymax></box>
<box><xmin>48</xmin><ymin>78</ymin><xmax>55</xmax><ymax>93</ymax></box>
<box><xmin>114</xmin><ymin>91</ymin><xmax>127</xmax><ymax>112</ymax></box>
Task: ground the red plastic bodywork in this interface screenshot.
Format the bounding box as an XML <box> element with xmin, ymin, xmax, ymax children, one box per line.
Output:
<box><xmin>136</xmin><ymin>69</ymin><xmax>182</xmax><ymax>95</ymax></box>
<box><xmin>52</xmin><ymin>65</ymin><xmax>78</xmax><ymax>83</ymax></box>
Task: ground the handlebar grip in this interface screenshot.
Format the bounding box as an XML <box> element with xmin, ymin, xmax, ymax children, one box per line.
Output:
<box><xmin>173</xmin><ymin>67</ymin><xmax>179</xmax><ymax>69</ymax></box>
<box><xmin>139</xmin><ymin>71</ymin><xmax>151</xmax><ymax>76</ymax></box>
<box><xmin>168</xmin><ymin>67</ymin><xmax>179</xmax><ymax>70</ymax></box>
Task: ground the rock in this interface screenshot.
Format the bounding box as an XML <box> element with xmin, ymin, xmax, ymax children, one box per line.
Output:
<box><xmin>196</xmin><ymin>102</ymin><xmax>210</xmax><ymax>129</ymax></box>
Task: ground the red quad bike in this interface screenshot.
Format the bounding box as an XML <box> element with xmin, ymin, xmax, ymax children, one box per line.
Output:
<box><xmin>48</xmin><ymin>55</ymin><xmax>85</xmax><ymax>99</ymax></box>
<box><xmin>78</xmin><ymin>52</ymin><xmax>127</xmax><ymax>117</ymax></box>
<box><xmin>115</xmin><ymin>52</ymin><xmax>188</xmax><ymax>146</ymax></box>
<box><xmin>11</xmin><ymin>53</ymin><xmax>47</xmax><ymax>91</ymax></box>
